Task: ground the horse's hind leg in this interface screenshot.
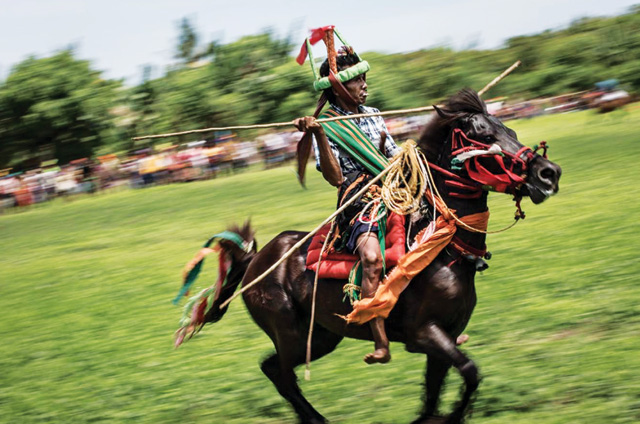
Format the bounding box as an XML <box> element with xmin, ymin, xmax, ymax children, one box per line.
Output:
<box><xmin>261</xmin><ymin>354</ymin><xmax>323</xmax><ymax>424</ymax></box>
<box><xmin>260</xmin><ymin>322</ymin><xmax>343</xmax><ymax>424</ymax></box>
<box><xmin>411</xmin><ymin>323</ymin><xmax>480</xmax><ymax>424</ymax></box>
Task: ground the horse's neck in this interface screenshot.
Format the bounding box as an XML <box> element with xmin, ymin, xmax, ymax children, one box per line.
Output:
<box><xmin>418</xmin><ymin>123</ymin><xmax>489</xmax><ymax>251</ymax></box>
<box><xmin>441</xmin><ymin>189</ymin><xmax>489</xmax><ymax>250</ymax></box>
<box><xmin>433</xmin><ymin>141</ymin><xmax>489</xmax><ymax>250</ymax></box>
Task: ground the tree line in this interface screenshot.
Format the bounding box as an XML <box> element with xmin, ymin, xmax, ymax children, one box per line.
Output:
<box><xmin>1</xmin><ymin>8</ymin><xmax>639</xmax><ymax>170</ymax></box>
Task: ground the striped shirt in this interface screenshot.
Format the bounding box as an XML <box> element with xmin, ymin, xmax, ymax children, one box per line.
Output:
<box><xmin>313</xmin><ymin>104</ymin><xmax>400</xmax><ymax>175</ymax></box>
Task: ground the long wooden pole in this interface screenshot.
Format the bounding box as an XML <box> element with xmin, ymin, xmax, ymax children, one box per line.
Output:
<box><xmin>132</xmin><ymin>61</ymin><xmax>521</xmax><ymax>142</ymax></box>
<box><xmin>132</xmin><ymin>106</ymin><xmax>438</xmax><ymax>141</ymax></box>
<box><xmin>478</xmin><ymin>60</ymin><xmax>521</xmax><ymax>97</ymax></box>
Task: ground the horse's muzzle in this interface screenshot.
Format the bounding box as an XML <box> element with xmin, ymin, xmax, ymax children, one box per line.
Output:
<box><xmin>524</xmin><ymin>156</ymin><xmax>562</xmax><ymax>204</ymax></box>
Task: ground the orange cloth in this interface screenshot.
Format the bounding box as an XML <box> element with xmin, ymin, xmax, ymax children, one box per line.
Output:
<box><xmin>344</xmin><ymin>192</ymin><xmax>489</xmax><ymax>324</ymax></box>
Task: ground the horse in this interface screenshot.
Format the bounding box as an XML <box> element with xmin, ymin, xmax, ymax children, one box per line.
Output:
<box><xmin>195</xmin><ymin>89</ymin><xmax>562</xmax><ymax>423</ymax></box>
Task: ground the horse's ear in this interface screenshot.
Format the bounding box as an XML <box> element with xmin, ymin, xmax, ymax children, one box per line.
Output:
<box><xmin>433</xmin><ymin>104</ymin><xmax>449</xmax><ymax>119</ymax></box>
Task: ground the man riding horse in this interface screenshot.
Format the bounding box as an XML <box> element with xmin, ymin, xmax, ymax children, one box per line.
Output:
<box><xmin>294</xmin><ymin>27</ymin><xmax>401</xmax><ymax>364</ymax></box>
<box><xmin>174</xmin><ymin>28</ymin><xmax>562</xmax><ymax>421</ymax></box>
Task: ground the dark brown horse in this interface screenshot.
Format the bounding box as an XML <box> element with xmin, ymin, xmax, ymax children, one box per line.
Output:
<box><xmin>202</xmin><ymin>89</ymin><xmax>561</xmax><ymax>423</ymax></box>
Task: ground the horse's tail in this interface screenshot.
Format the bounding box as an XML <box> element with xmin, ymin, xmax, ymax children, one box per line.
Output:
<box><xmin>174</xmin><ymin>220</ymin><xmax>257</xmax><ymax>347</ymax></box>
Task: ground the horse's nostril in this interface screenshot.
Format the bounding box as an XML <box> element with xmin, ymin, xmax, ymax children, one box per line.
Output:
<box><xmin>539</xmin><ymin>167</ymin><xmax>556</xmax><ymax>182</ymax></box>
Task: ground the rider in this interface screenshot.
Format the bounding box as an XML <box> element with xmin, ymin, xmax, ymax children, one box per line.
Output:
<box><xmin>294</xmin><ymin>28</ymin><xmax>399</xmax><ymax>364</ymax></box>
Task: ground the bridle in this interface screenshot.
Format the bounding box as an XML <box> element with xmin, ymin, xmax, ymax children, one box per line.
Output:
<box><xmin>415</xmin><ymin>125</ymin><xmax>550</xmax><ymax>268</ymax></box>
<box><xmin>451</xmin><ymin>128</ymin><xmax>528</xmax><ymax>193</ymax></box>
<box><xmin>426</xmin><ymin>126</ymin><xmax>550</xmax><ymax>226</ymax></box>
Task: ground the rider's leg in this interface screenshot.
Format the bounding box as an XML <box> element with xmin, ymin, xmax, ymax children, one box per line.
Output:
<box><xmin>357</xmin><ymin>232</ymin><xmax>391</xmax><ymax>364</ymax></box>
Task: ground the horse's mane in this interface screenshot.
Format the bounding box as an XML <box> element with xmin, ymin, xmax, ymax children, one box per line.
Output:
<box><xmin>417</xmin><ymin>88</ymin><xmax>487</xmax><ymax>162</ymax></box>
<box><xmin>226</xmin><ymin>220</ymin><xmax>256</xmax><ymax>248</ymax></box>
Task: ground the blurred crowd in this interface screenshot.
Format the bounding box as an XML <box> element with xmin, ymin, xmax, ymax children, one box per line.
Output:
<box><xmin>0</xmin><ymin>116</ymin><xmax>435</xmax><ymax>213</ymax></box>
<box><xmin>0</xmin><ymin>131</ymin><xmax>300</xmax><ymax>212</ymax></box>
<box><xmin>489</xmin><ymin>80</ymin><xmax>633</xmax><ymax>120</ymax></box>
<box><xmin>1</xmin><ymin>84</ymin><xmax>633</xmax><ymax>213</ymax></box>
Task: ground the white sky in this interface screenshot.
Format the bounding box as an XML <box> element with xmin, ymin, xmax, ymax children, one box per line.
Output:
<box><xmin>1</xmin><ymin>0</ymin><xmax>638</xmax><ymax>84</ymax></box>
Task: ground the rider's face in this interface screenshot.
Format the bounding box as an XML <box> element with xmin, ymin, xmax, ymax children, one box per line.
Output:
<box><xmin>343</xmin><ymin>73</ymin><xmax>368</xmax><ymax>105</ymax></box>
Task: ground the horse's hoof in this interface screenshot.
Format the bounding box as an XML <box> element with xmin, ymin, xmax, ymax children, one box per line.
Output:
<box><xmin>444</xmin><ymin>412</ymin><xmax>464</xmax><ymax>424</ymax></box>
<box><xmin>410</xmin><ymin>415</ymin><xmax>446</xmax><ymax>424</ymax></box>
<box><xmin>300</xmin><ymin>418</ymin><xmax>326</xmax><ymax>424</ymax></box>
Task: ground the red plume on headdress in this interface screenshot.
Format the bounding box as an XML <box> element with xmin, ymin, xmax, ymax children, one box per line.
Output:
<box><xmin>296</xmin><ymin>25</ymin><xmax>335</xmax><ymax>65</ymax></box>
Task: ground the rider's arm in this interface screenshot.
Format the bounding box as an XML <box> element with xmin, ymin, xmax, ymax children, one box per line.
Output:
<box><xmin>294</xmin><ymin>117</ymin><xmax>344</xmax><ymax>187</ymax></box>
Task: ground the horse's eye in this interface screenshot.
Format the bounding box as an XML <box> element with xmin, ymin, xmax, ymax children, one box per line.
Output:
<box><xmin>484</xmin><ymin>135</ymin><xmax>493</xmax><ymax>143</ymax></box>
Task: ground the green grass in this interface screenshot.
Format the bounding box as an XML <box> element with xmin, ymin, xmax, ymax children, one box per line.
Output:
<box><xmin>1</xmin><ymin>106</ymin><xmax>639</xmax><ymax>423</ymax></box>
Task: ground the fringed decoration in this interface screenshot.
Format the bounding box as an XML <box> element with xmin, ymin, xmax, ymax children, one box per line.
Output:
<box><xmin>173</xmin><ymin>230</ymin><xmax>250</xmax><ymax>348</ymax></box>
<box><xmin>172</xmin><ymin>231</ymin><xmax>251</xmax><ymax>305</ymax></box>
<box><xmin>174</xmin><ymin>287</ymin><xmax>213</xmax><ymax>348</ymax></box>
<box><xmin>172</xmin><ymin>246</ymin><xmax>217</xmax><ymax>304</ymax></box>
<box><xmin>174</xmin><ymin>248</ymin><xmax>232</xmax><ymax>348</ymax></box>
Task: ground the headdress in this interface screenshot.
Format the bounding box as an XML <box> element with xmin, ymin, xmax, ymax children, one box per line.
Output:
<box><xmin>296</xmin><ymin>25</ymin><xmax>370</xmax><ymax>92</ymax></box>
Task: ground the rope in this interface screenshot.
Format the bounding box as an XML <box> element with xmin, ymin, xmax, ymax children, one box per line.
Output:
<box><xmin>305</xmin><ymin>220</ymin><xmax>334</xmax><ymax>381</ymax></box>
<box><xmin>423</xmin><ymin>155</ymin><xmax>520</xmax><ymax>234</ymax></box>
<box><xmin>381</xmin><ymin>140</ymin><xmax>428</xmax><ymax>215</ymax></box>
<box><xmin>132</xmin><ymin>61</ymin><xmax>521</xmax><ymax>142</ymax></box>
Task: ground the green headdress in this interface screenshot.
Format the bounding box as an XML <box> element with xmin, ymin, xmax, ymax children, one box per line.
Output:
<box><xmin>295</xmin><ymin>25</ymin><xmax>370</xmax><ymax>91</ymax></box>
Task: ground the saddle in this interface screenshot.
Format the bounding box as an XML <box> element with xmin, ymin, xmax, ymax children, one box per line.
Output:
<box><xmin>306</xmin><ymin>212</ymin><xmax>406</xmax><ymax>280</ymax></box>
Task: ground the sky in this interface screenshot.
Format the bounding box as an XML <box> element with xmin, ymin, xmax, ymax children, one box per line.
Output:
<box><xmin>1</xmin><ymin>0</ymin><xmax>638</xmax><ymax>84</ymax></box>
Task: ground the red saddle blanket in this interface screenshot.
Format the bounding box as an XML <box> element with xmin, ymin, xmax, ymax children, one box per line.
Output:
<box><xmin>306</xmin><ymin>212</ymin><xmax>406</xmax><ymax>280</ymax></box>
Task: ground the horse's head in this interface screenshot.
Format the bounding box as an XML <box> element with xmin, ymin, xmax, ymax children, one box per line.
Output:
<box><xmin>419</xmin><ymin>89</ymin><xmax>561</xmax><ymax>204</ymax></box>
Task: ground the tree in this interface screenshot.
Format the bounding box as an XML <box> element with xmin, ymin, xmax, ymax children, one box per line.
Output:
<box><xmin>0</xmin><ymin>50</ymin><xmax>120</xmax><ymax>168</ymax></box>
<box><xmin>176</xmin><ymin>18</ymin><xmax>198</xmax><ymax>64</ymax></box>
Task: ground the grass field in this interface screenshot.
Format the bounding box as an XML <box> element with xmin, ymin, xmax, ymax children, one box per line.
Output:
<box><xmin>1</xmin><ymin>106</ymin><xmax>639</xmax><ymax>424</ymax></box>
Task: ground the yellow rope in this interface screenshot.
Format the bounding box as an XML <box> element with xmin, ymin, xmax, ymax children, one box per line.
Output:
<box><xmin>381</xmin><ymin>140</ymin><xmax>427</xmax><ymax>216</ymax></box>
<box><xmin>380</xmin><ymin>141</ymin><xmax>519</xmax><ymax>234</ymax></box>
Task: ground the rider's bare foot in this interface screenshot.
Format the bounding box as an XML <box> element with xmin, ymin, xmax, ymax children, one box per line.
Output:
<box><xmin>456</xmin><ymin>334</ymin><xmax>469</xmax><ymax>345</ymax></box>
<box><xmin>364</xmin><ymin>348</ymin><xmax>391</xmax><ymax>364</ymax></box>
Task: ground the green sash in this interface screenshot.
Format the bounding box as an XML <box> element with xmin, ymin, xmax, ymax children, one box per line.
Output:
<box><xmin>319</xmin><ymin>108</ymin><xmax>389</xmax><ymax>301</ymax></box>
<box><xmin>319</xmin><ymin>109</ymin><xmax>390</xmax><ymax>176</ymax></box>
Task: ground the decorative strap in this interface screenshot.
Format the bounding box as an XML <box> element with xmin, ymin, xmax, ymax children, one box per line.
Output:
<box><xmin>319</xmin><ymin>108</ymin><xmax>389</xmax><ymax>176</ymax></box>
<box><xmin>450</xmin><ymin>236</ymin><xmax>487</xmax><ymax>258</ymax></box>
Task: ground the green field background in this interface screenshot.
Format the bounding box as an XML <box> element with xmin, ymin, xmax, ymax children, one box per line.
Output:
<box><xmin>1</xmin><ymin>107</ymin><xmax>639</xmax><ymax>423</ymax></box>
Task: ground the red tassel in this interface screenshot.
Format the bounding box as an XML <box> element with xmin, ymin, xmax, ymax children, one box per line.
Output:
<box><xmin>193</xmin><ymin>298</ymin><xmax>208</xmax><ymax>327</ymax></box>
<box><xmin>296</xmin><ymin>25</ymin><xmax>335</xmax><ymax>65</ymax></box>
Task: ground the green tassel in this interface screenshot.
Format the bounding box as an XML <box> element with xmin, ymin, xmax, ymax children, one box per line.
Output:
<box><xmin>344</xmin><ymin>261</ymin><xmax>362</xmax><ymax>304</ymax></box>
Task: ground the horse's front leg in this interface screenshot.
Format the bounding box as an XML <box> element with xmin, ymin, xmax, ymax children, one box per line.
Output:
<box><xmin>410</xmin><ymin>323</ymin><xmax>480</xmax><ymax>424</ymax></box>
<box><xmin>411</xmin><ymin>355</ymin><xmax>451</xmax><ymax>424</ymax></box>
